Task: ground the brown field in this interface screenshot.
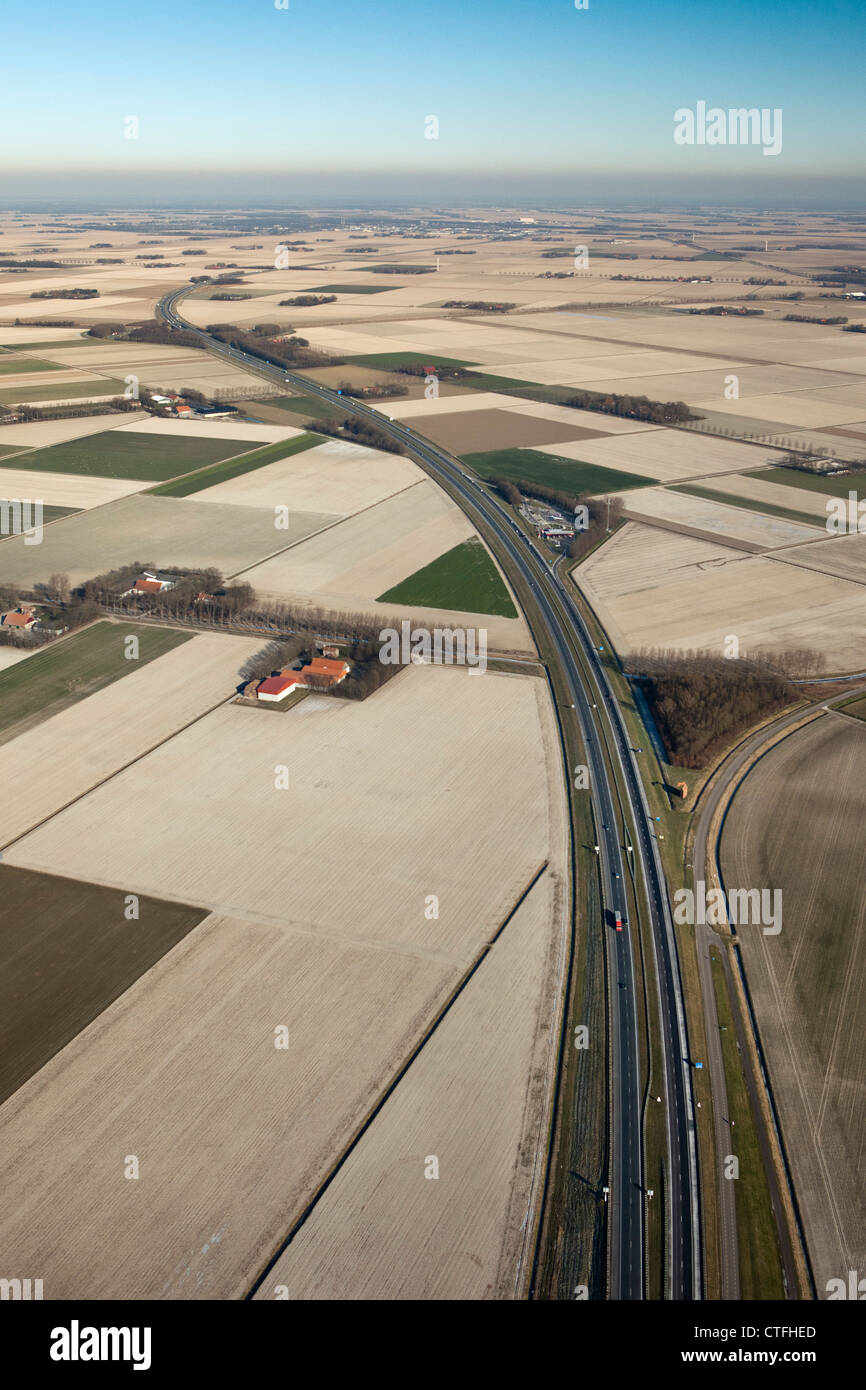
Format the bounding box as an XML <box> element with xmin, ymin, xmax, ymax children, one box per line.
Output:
<box><xmin>0</xmin><ymin>631</ymin><xmax>260</xmax><ymax>848</ymax></box>
<box><xmin>720</xmin><ymin>714</ymin><xmax>866</xmax><ymax>1293</ymax></box>
<box><xmin>398</xmin><ymin>406</ymin><xmax>607</xmax><ymax>453</ymax></box>
<box><xmin>0</xmin><ymin>865</ymin><xmax>206</xmax><ymax>1105</ymax></box>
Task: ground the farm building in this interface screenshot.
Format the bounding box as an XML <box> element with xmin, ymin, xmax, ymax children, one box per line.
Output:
<box><xmin>120</xmin><ymin>571</ymin><xmax>178</xmax><ymax>598</ymax></box>
<box><xmin>301</xmin><ymin>657</ymin><xmax>350</xmax><ymax>683</ymax></box>
<box><xmin>248</xmin><ymin>657</ymin><xmax>351</xmax><ymax>704</ymax></box>
<box><xmin>0</xmin><ymin>606</ymin><xmax>37</xmax><ymax>631</ymax></box>
<box><xmin>257</xmin><ymin>674</ymin><xmax>304</xmax><ymax>703</ymax></box>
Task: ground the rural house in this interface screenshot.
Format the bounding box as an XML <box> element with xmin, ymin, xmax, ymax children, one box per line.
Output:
<box><xmin>0</xmin><ymin>605</ymin><xmax>37</xmax><ymax>631</ymax></box>
<box><xmin>120</xmin><ymin>570</ymin><xmax>178</xmax><ymax>598</ymax></box>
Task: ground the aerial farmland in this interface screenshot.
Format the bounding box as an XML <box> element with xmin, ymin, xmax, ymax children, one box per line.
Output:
<box><xmin>0</xmin><ymin>183</ymin><xmax>863</xmax><ymax>1325</ymax></box>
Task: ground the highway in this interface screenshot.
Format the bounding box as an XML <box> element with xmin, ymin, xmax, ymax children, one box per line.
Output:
<box><xmin>158</xmin><ymin>288</ymin><xmax>701</xmax><ymax>1300</ymax></box>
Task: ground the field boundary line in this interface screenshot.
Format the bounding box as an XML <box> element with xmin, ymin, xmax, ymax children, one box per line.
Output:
<box><xmin>243</xmin><ymin>861</ymin><xmax>551</xmax><ymax>1301</ymax></box>
<box><xmin>0</xmin><ymin>684</ymin><xmax>245</xmax><ymax>857</ymax></box>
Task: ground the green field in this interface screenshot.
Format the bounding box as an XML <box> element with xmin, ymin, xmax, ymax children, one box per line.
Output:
<box><xmin>0</xmin><ymin>621</ymin><xmax>193</xmax><ymax>738</ymax></box>
<box><xmin>6</xmin><ymin>339</ymin><xmax>89</xmax><ymax>351</ymax></box>
<box><xmin>148</xmin><ymin>431</ymin><xmax>320</xmax><ymax>496</ymax></box>
<box><xmin>377</xmin><ymin>537</ymin><xmax>517</xmax><ymax>617</ymax></box>
<box><xmin>461</xmin><ymin>369</ymin><xmax>557</xmax><ymax>394</ymax></box>
<box><xmin>709</xmin><ymin>946</ymin><xmax>786</xmax><ymax>1300</ymax></box>
<box><xmin>0</xmin><ymin>445</ymin><xmax>23</xmax><ymax>459</ymax></box>
<box><xmin>670</xmin><ymin>483</ymin><xmax>823</xmax><ymax>527</ymax></box>
<box><xmin>312</xmin><ymin>283</ymin><xmax>392</xmax><ymax>294</ymax></box>
<box><xmin>463</xmin><ymin>446</ymin><xmax>652</xmax><ymax>495</ymax></box>
<box><xmin>0</xmin><ymin>378</ymin><xmax>125</xmax><ymax>406</ymax></box>
<box><xmin>0</xmin><ymin>428</ymin><xmax>267</xmax><ymax>481</ymax></box>
<box><xmin>259</xmin><ymin>394</ymin><xmax>343</xmax><ymax>421</ymax></box>
<box><xmin>0</xmin><ymin>503</ymin><xmax>80</xmax><ymax>527</ymax></box>
<box><xmin>0</xmin><ymin>865</ymin><xmax>206</xmax><ymax>1105</ymax></box>
<box><xmin>348</xmin><ymin>351</ymin><xmax>477</xmax><ymax>371</ymax></box>
<box><xmin>836</xmin><ymin>693</ymin><xmax>866</xmax><ymax>721</ymax></box>
<box><xmin>748</xmin><ymin>466</ymin><xmax>866</xmax><ymax>500</ymax></box>
<box><xmin>0</xmin><ymin>357</ymin><xmax>63</xmax><ymax>376</ymax></box>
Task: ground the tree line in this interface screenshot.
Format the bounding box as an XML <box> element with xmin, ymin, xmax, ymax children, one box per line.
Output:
<box><xmin>311</xmin><ymin>415</ymin><xmax>403</xmax><ymax>453</ymax></box>
<box><xmin>625</xmin><ymin>648</ymin><xmax>815</xmax><ymax>768</ymax></box>
<box><xmin>206</xmin><ymin>322</ymin><xmax>342</xmax><ymax>371</ymax></box>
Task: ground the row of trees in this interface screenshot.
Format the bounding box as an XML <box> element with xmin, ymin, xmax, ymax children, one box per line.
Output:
<box><xmin>86</xmin><ymin>320</ymin><xmax>205</xmax><ymax>349</ymax></box>
<box><xmin>511</xmin><ymin>384</ymin><xmax>698</xmax><ymax>425</ymax></box>
<box><xmin>395</xmin><ymin>362</ymin><xmax>468</xmax><ymax>380</ymax></box>
<box><xmin>31</xmin><ymin>288</ymin><xmax>98</xmax><ymax>299</ymax></box>
<box><xmin>335</xmin><ymin>379</ymin><xmax>408</xmax><ymax>400</ymax></box>
<box><xmin>79</xmin><ymin>563</ymin><xmax>255</xmax><ymax>615</ymax></box>
<box><xmin>12</xmin><ymin>317</ymin><xmax>75</xmax><ymax>327</ymax></box>
<box><xmin>1</xmin><ymin>397</ymin><xmax>139</xmax><ymax>424</ymax></box>
<box><xmin>776</xmin><ymin>450</ymin><xmax>866</xmax><ymax>474</ymax></box>
<box><xmin>626</xmin><ymin>649</ymin><xmax>799</xmax><ymax>768</ymax></box>
<box><xmin>688</xmin><ymin>305</ymin><xmax>764</xmax><ymax>316</ymax></box>
<box><xmin>278</xmin><ymin>295</ymin><xmax>336</xmax><ymax>306</ymax></box>
<box><xmin>311</xmin><ymin>415</ymin><xmax>403</xmax><ymax>453</ymax></box>
<box><xmin>441</xmin><ymin>300</ymin><xmax>515</xmax><ymax>311</ymax></box>
<box><xmin>206</xmin><ymin>322</ymin><xmax>341</xmax><ymax>371</ymax></box>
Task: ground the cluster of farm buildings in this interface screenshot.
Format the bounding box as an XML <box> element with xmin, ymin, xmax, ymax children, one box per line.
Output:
<box><xmin>149</xmin><ymin>391</ymin><xmax>239</xmax><ymax>420</ymax></box>
<box><xmin>246</xmin><ymin>648</ymin><xmax>351</xmax><ymax>702</ymax></box>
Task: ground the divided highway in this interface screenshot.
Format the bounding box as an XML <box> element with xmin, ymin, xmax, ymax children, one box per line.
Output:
<box><xmin>157</xmin><ymin>289</ymin><xmax>701</xmax><ymax>1299</ymax></box>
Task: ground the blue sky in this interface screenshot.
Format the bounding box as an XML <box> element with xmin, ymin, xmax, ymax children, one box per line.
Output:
<box><xmin>1</xmin><ymin>0</ymin><xmax>863</xmax><ymax>201</ymax></box>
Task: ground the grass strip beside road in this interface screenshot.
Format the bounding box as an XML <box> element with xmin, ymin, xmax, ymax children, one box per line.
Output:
<box><xmin>709</xmin><ymin>945</ymin><xmax>785</xmax><ymax>1299</ymax></box>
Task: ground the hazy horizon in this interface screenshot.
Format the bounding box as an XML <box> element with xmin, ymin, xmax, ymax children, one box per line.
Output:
<box><xmin>2</xmin><ymin>0</ymin><xmax>863</xmax><ymax>209</ymax></box>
